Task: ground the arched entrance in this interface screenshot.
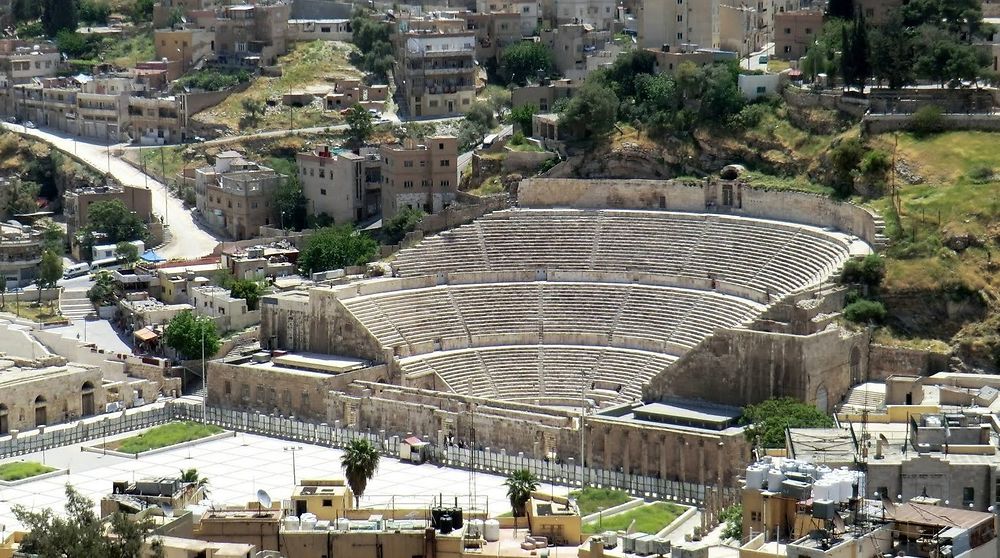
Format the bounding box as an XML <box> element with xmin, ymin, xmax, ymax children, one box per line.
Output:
<box><xmin>0</xmin><ymin>404</ymin><xmax>8</xmax><ymax>435</ymax></box>
<box><xmin>850</xmin><ymin>347</ymin><xmax>863</xmax><ymax>385</ymax></box>
<box><xmin>34</xmin><ymin>395</ymin><xmax>47</xmax><ymax>427</ymax></box>
<box><xmin>815</xmin><ymin>384</ymin><xmax>829</xmax><ymax>413</ymax></box>
<box><xmin>81</xmin><ymin>381</ymin><xmax>95</xmax><ymax>417</ymax></box>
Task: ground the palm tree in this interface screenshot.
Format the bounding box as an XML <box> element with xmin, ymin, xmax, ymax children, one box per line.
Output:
<box><xmin>180</xmin><ymin>468</ymin><xmax>210</xmax><ymax>496</ymax></box>
<box><xmin>341</xmin><ymin>439</ymin><xmax>380</xmax><ymax>507</ymax></box>
<box><xmin>505</xmin><ymin>469</ymin><xmax>539</xmax><ymax>517</ymax></box>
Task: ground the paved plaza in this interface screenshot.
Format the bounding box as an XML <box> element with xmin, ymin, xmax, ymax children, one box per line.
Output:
<box><xmin>0</xmin><ymin>428</ymin><xmax>564</xmax><ymax>532</ymax></box>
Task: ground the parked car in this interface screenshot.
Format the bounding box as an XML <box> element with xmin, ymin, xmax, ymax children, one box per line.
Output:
<box><xmin>23</xmin><ymin>120</ymin><xmax>35</xmax><ymax>128</ymax></box>
<box><xmin>5</xmin><ymin>117</ymin><xmax>17</xmax><ymax>124</ymax></box>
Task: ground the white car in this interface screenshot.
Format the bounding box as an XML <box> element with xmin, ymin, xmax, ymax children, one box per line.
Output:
<box><xmin>23</xmin><ymin>120</ymin><xmax>35</xmax><ymax>129</ymax></box>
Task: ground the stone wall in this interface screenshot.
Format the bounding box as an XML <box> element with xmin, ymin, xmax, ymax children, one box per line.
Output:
<box><xmin>326</xmin><ymin>382</ymin><xmax>752</xmax><ymax>486</ymax></box>
<box><xmin>868</xmin><ymin>344</ymin><xmax>950</xmax><ymax>381</ymax></box>
<box><xmin>517</xmin><ymin>178</ymin><xmax>881</xmax><ymax>246</ymax></box>
<box><xmin>862</xmin><ymin>113</ymin><xmax>1000</xmax><ymax>135</ymax></box>
<box><xmin>643</xmin><ymin>326</ymin><xmax>869</xmax><ymax>412</ymax></box>
<box><xmin>0</xmin><ymin>364</ymin><xmax>106</xmax><ymax>431</ymax></box>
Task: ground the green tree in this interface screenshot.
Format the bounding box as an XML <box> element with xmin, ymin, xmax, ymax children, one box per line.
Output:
<box><xmin>509</xmin><ymin>104</ymin><xmax>537</xmax><ymax>135</ymax></box>
<box><xmin>179</xmin><ymin>468</ymin><xmax>210</xmax><ymax>496</ymax></box>
<box><xmin>909</xmin><ymin>104</ymin><xmax>944</xmax><ymax>136</ymax></box>
<box><xmin>87</xmin><ymin>270</ymin><xmax>118</xmax><ymax>306</ymax></box>
<box><xmin>39</xmin><ymin>219</ymin><xmax>65</xmax><ymax>255</ymax></box>
<box><xmin>230</xmin><ymin>279</ymin><xmax>264</xmax><ymax>311</ymax></box>
<box><xmin>698</xmin><ymin>63</ymin><xmax>744</xmax><ymax>123</ymax></box>
<box><xmin>500</xmin><ymin>41</ymin><xmax>554</xmax><ymax>85</ymax></box>
<box><xmin>870</xmin><ymin>13</ymin><xmax>916</xmax><ymax>89</ymax></box>
<box><xmin>41</xmin><ymin>0</ymin><xmax>78</xmax><ymax>37</ymax></box>
<box><xmin>345</xmin><ymin>104</ymin><xmax>374</xmax><ymax>148</ymax></box>
<box><xmin>38</xmin><ymin>250</ymin><xmax>62</xmax><ymax>302</ymax></box>
<box><xmin>78</xmin><ymin>0</ymin><xmax>110</xmax><ymax>25</ymax></box>
<box><xmin>115</xmin><ymin>241</ymin><xmax>139</xmax><ymax>266</ymax></box>
<box><xmin>560</xmin><ymin>82</ymin><xmax>618</xmax><ymax>139</ymax></box>
<box><xmin>3</xmin><ymin>178</ymin><xmax>39</xmax><ymax>218</ymax></box>
<box><xmin>720</xmin><ymin>504</ymin><xmax>743</xmax><ymax>541</ymax></box>
<box><xmin>298</xmin><ymin>226</ymin><xmax>378</xmax><ymax>275</ymax></box>
<box><xmin>83</xmin><ymin>199</ymin><xmax>147</xmax><ymax>244</ymax></box>
<box><xmin>504</xmin><ymin>469</ymin><xmax>539</xmax><ymax>517</ymax></box>
<box><xmin>14</xmin><ymin>484</ymin><xmax>157</xmax><ymax>558</ymax></box>
<box><xmin>741</xmin><ymin>397</ymin><xmax>835</xmax><ymax>448</ymax></box>
<box><xmin>130</xmin><ymin>0</ymin><xmax>156</xmax><ymax>24</ymax></box>
<box><xmin>828</xmin><ymin>137</ymin><xmax>866</xmax><ymax>196</ymax></box>
<box><xmin>341</xmin><ymin>438</ymin><xmax>380</xmax><ymax>507</ymax></box>
<box><xmin>239</xmin><ymin>98</ymin><xmax>265</xmax><ymax>130</ymax></box>
<box><xmin>350</xmin><ymin>10</ymin><xmax>394</xmax><ymax>82</ymax></box>
<box><xmin>273</xmin><ymin>176</ymin><xmax>308</xmax><ymax>231</ymax></box>
<box><xmin>844</xmin><ymin>299</ymin><xmax>887</xmax><ymax>323</ymax></box>
<box><xmin>163</xmin><ymin>310</ymin><xmax>220</xmax><ymax>360</ymax></box>
<box><xmin>383</xmin><ymin>207</ymin><xmax>424</xmax><ymax>244</ymax></box>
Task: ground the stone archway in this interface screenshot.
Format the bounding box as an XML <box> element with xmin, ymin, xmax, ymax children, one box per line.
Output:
<box><xmin>815</xmin><ymin>384</ymin><xmax>829</xmax><ymax>413</ymax></box>
<box><xmin>81</xmin><ymin>381</ymin><xmax>95</xmax><ymax>417</ymax></box>
<box><xmin>34</xmin><ymin>395</ymin><xmax>47</xmax><ymax>427</ymax></box>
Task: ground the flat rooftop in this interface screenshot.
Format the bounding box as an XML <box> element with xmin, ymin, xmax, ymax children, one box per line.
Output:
<box><xmin>598</xmin><ymin>400</ymin><xmax>745</xmax><ymax>434</ymax></box>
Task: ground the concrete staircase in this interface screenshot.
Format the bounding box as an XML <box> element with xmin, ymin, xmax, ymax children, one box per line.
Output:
<box><xmin>60</xmin><ymin>290</ymin><xmax>93</xmax><ymax>320</ymax></box>
<box><xmin>871</xmin><ymin>216</ymin><xmax>890</xmax><ymax>250</ymax></box>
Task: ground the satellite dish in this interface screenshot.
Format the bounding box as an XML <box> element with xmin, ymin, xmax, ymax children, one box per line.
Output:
<box><xmin>257</xmin><ymin>489</ymin><xmax>272</xmax><ymax>509</ymax></box>
<box><xmin>161</xmin><ymin>503</ymin><xmax>174</xmax><ymax>518</ymax></box>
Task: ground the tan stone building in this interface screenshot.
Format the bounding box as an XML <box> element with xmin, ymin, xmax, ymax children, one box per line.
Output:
<box><xmin>213</xmin><ymin>3</ymin><xmax>291</xmax><ymax>67</ymax></box>
<box><xmin>0</xmin><ymin>40</ymin><xmax>60</xmax><ymax>86</ymax></box>
<box><xmin>220</xmin><ymin>241</ymin><xmax>298</xmax><ymax>281</ymax></box>
<box><xmin>286</xmin><ymin>18</ymin><xmax>352</xmax><ymax>41</ymax></box>
<box><xmin>128</xmin><ymin>95</ymin><xmax>187</xmax><ymax>145</ymax></box>
<box><xmin>152</xmin><ymin>27</ymin><xmax>215</xmax><ymax>76</ymax></box>
<box><xmin>395</xmin><ymin>17</ymin><xmax>476</xmax><ymax>117</ymax></box>
<box><xmin>0</xmin><ymin>221</ymin><xmax>43</xmax><ymax>288</ymax></box>
<box><xmin>379</xmin><ymin>136</ymin><xmax>459</xmax><ymax>220</ymax></box>
<box><xmin>195</xmin><ymin>152</ymin><xmax>284</xmax><ymax>240</ymax></box>
<box><xmin>0</xmin><ymin>356</ymin><xmax>105</xmax><ymax>431</ymax></box>
<box><xmin>463</xmin><ymin>11</ymin><xmax>523</xmax><ymax>64</ymax></box>
<box><xmin>64</xmin><ymin>182</ymin><xmax>155</xmax><ymax>246</ymax></box>
<box><xmin>773</xmin><ymin>9</ymin><xmax>823</xmax><ymax>60</ymax></box>
<box><xmin>638</xmin><ymin>0</ymin><xmax>720</xmax><ymax>51</ymax></box>
<box><xmin>296</xmin><ymin>144</ymin><xmax>381</xmax><ymax>225</ymax></box>
<box><xmin>511</xmin><ymin>78</ymin><xmax>580</xmax><ymax>113</ymax></box>
<box><xmin>648</xmin><ymin>46</ymin><xmax>716</xmax><ymax>75</ymax></box>
<box><xmin>152</xmin><ymin>0</ymin><xmax>222</xmax><ymax>27</ymax></box>
<box><xmin>191</xmin><ymin>285</ymin><xmax>259</xmax><ymax>333</ymax></box>
<box><xmin>541</xmin><ymin>24</ymin><xmax>612</xmax><ymax>78</ymax></box>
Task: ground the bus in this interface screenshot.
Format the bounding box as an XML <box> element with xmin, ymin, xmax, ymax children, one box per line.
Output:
<box><xmin>89</xmin><ymin>257</ymin><xmax>124</xmax><ymax>273</ymax></box>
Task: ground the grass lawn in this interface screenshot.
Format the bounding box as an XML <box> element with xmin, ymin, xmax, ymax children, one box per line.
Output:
<box><xmin>507</xmin><ymin>141</ymin><xmax>545</xmax><ymax>153</ymax></box>
<box><xmin>3</xmin><ymin>301</ymin><xmax>66</xmax><ymax>324</ymax></box>
<box><xmin>742</xmin><ymin>170</ymin><xmax>835</xmax><ymax>196</ymax></box>
<box><xmin>138</xmin><ymin>145</ymin><xmax>196</xmax><ymax>183</ymax></box>
<box><xmin>582</xmin><ymin>502</ymin><xmax>687</xmax><ymax>534</ymax></box>
<box><xmin>110</xmin><ymin>422</ymin><xmax>223</xmax><ymax>454</ymax></box>
<box><xmin>0</xmin><ymin>461</ymin><xmax>56</xmax><ymax>481</ymax></box>
<box><xmin>194</xmin><ymin>40</ymin><xmax>361</xmax><ymax>132</ymax></box>
<box><xmin>105</xmin><ymin>30</ymin><xmax>155</xmax><ymax>69</ymax></box>
<box><xmin>570</xmin><ymin>487</ymin><xmax>632</xmax><ymax>516</ymax></box>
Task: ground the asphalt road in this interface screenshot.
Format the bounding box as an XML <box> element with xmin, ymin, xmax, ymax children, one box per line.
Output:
<box><xmin>3</xmin><ymin>123</ymin><xmax>221</xmax><ymax>260</ymax></box>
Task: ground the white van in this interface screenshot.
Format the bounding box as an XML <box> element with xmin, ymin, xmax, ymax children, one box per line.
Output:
<box><xmin>89</xmin><ymin>257</ymin><xmax>123</xmax><ymax>273</ymax></box>
<box><xmin>63</xmin><ymin>263</ymin><xmax>90</xmax><ymax>279</ymax></box>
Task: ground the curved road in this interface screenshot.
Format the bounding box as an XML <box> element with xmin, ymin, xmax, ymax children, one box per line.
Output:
<box><xmin>3</xmin><ymin>123</ymin><xmax>220</xmax><ymax>260</ymax></box>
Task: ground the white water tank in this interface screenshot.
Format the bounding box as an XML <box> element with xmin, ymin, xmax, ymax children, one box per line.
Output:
<box><xmin>799</xmin><ymin>463</ymin><xmax>817</xmax><ymax>480</ymax></box>
<box><xmin>484</xmin><ymin>519</ymin><xmax>500</xmax><ymax>542</ymax></box>
<box><xmin>284</xmin><ymin>516</ymin><xmax>300</xmax><ymax>531</ymax></box>
<box><xmin>467</xmin><ymin>519</ymin><xmax>483</xmax><ymax>538</ymax></box>
<box><xmin>746</xmin><ymin>466</ymin><xmax>766</xmax><ymax>490</ymax></box>
<box><xmin>767</xmin><ymin>469</ymin><xmax>784</xmax><ymax>491</ymax></box>
<box><xmin>301</xmin><ymin>517</ymin><xmax>317</xmax><ymax>531</ymax></box>
<box><xmin>780</xmin><ymin>460</ymin><xmax>798</xmax><ymax>474</ymax></box>
<box><xmin>811</xmin><ymin>480</ymin><xmax>829</xmax><ymax>501</ymax></box>
<box><xmin>336</xmin><ymin>518</ymin><xmax>351</xmax><ymax>531</ymax></box>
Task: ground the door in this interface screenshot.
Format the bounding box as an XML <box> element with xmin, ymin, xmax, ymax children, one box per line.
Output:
<box><xmin>34</xmin><ymin>405</ymin><xmax>46</xmax><ymax>427</ymax></box>
<box><xmin>82</xmin><ymin>392</ymin><xmax>94</xmax><ymax>416</ymax></box>
<box><xmin>447</xmin><ymin>100</ymin><xmax>454</xmax><ymax>113</ymax></box>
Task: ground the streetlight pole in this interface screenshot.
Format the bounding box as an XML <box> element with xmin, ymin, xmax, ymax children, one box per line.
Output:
<box><xmin>284</xmin><ymin>445</ymin><xmax>303</xmax><ymax>485</ymax></box>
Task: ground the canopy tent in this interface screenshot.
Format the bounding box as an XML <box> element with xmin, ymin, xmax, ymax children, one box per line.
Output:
<box><xmin>140</xmin><ymin>249</ymin><xmax>166</xmax><ymax>263</ymax></box>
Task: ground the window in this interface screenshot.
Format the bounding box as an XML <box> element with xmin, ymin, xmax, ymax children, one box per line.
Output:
<box><xmin>783</xmin><ymin>45</ymin><xmax>791</xmax><ymax>53</ymax></box>
<box><xmin>421</xmin><ymin>179</ymin><xmax>430</xmax><ymax>187</ymax></box>
<box><xmin>440</xmin><ymin>159</ymin><xmax>451</xmax><ymax>167</ymax></box>
<box><xmin>251</xmin><ymin>201</ymin><xmax>258</xmax><ymax>209</ymax></box>
<box><xmin>462</xmin><ymin>98</ymin><xmax>470</xmax><ymax>105</ymax></box>
<box><xmin>439</xmin><ymin>143</ymin><xmax>445</xmax><ymax>150</ymax></box>
<box><xmin>756</xmin><ymin>86</ymin><xmax>766</xmax><ymax>94</ymax></box>
<box><xmin>404</xmin><ymin>160</ymin><xmax>413</xmax><ymax>167</ymax></box>
<box><xmin>750</xmin><ymin>511</ymin><xmax>760</xmax><ymax>521</ymax></box>
<box><xmin>319</xmin><ymin>169</ymin><xmax>325</xmax><ymax>178</ymax></box>
<box><xmin>677</xmin><ymin>14</ymin><xmax>682</xmax><ymax>21</ymax></box>
<box><xmin>320</xmin><ymin>188</ymin><xmax>327</xmax><ymax>195</ymax></box>
<box><xmin>420</xmin><ymin>160</ymin><xmax>426</xmax><ymax>167</ymax></box>
<box><xmin>964</xmin><ymin>487</ymin><xmax>975</xmax><ymax>506</ymax></box>
<box><xmin>677</xmin><ymin>32</ymin><xmax>683</xmax><ymax>39</ymax></box>
<box><xmin>805</xmin><ymin>28</ymin><xmax>812</xmax><ymax>34</ymax></box>
<box><xmin>784</xmin><ymin>27</ymin><xmax>791</xmax><ymax>34</ymax></box>
<box><xmin>323</xmin><ymin>499</ymin><xmax>333</xmax><ymax>507</ymax></box>
<box><xmin>224</xmin><ymin>380</ymin><xmax>232</xmax><ymax>395</ymax></box>
<box><xmin>403</xmin><ymin>180</ymin><xmax>414</xmax><ymax>188</ymax></box>
<box><xmin>440</xmin><ymin>180</ymin><xmax>450</xmax><ymax>187</ymax></box>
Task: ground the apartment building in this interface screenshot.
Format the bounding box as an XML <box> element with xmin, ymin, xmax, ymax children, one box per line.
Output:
<box><xmin>379</xmin><ymin>136</ymin><xmax>459</xmax><ymax>220</ymax></box>
<box><xmin>396</xmin><ymin>17</ymin><xmax>476</xmax><ymax>117</ymax></box>
<box><xmin>464</xmin><ymin>11</ymin><xmax>523</xmax><ymax>63</ymax></box>
<box><xmin>128</xmin><ymin>95</ymin><xmax>187</xmax><ymax>145</ymax></box>
<box><xmin>153</xmin><ymin>27</ymin><xmax>215</xmax><ymax>77</ymax></box>
<box><xmin>64</xmin><ymin>183</ymin><xmax>155</xmax><ymax>240</ymax></box>
<box><xmin>213</xmin><ymin>3</ymin><xmax>291</xmax><ymax>67</ymax></box>
<box><xmin>0</xmin><ymin>221</ymin><xmax>43</xmax><ymax>288</ymax></box>
<box><xmin>511</xmin><ymin>78</ymin><xmax>580</xmax><ymax>112</ymax></box>
<box><xmin>76</xmin><ymin>76</ymin><xmax>133</xmax><ymax>140</ymax></box>
<box><xmin>191</xmin><ymin>285</ymin><xmax>259</xmax><ymax>333</ymax></box>
<box><xmin>719</xmin><ymin>3</ymin><xmax>764</xmax><ymax>57</ymax></box>
<box><xmin>638</xmin><ymin>0</ymin><xmax>720</xmax><ymax>51</ymax></box>
<box><xmin>475</xmin><ymin>0</ymin><xmax>539</xmax><ymax>36</ymax></box>
<box><xmin>773</xmin><ymin>9</ymin><xmax>823</xmax><ymax>60</ymax></box>
<box><xmin>195</xmin><ymin>152</ymin><xmax>284</xmax><ymax>240</ymax></box>
<box><xmin>220</xmin><ymin>241</ymin><xmax>298</xmax><ymax>280</ymax></box>
<box><xmin>544</xmin><ymin>0</ymin><xmax>616</xmax><ymax>29</ymax></box>
<box><xmin>296</xmin><ymin>144</ymin><xmax>381</xmax><ymax>225</ymax></box>
<box><xmin>541</xmin><ymin>23</ymin><xmax>612</xmax><ymax>78</ymax></box>
<box><xmin>0</xmin><ymin>40</ymin><xmax>60</xmax><ymax>86</ymax></box>
<box><xmin>287</xmin><ymin>19</ymin><xmax>352</xmax><ymax>41</ymax></box>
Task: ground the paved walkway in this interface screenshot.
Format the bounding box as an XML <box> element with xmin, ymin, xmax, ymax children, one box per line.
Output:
<box><xmin>0</xmin><ymin>428</ymin><xmax>570</xmax><ymax>531</ymax></box>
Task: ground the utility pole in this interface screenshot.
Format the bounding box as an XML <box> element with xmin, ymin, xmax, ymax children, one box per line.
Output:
<box><xmin>160</xmin><ymin>146</ymin><xmax>168</xmax><ymax>223</ymax></box>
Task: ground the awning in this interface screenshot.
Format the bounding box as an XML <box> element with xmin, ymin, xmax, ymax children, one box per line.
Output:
<box><xmin>404</xmin><ymin>436</ymin><xmax>428</xmax><ymax>447</ymax></box>
<box><xmin>134</xmin><ymin>328</ymin><xmax>159</xmax><ymax>342</ymax></box>
<box><xmin>140</xmin><ymin>249</ymin><xmax>166</xmax><ymax>263</ymax></box>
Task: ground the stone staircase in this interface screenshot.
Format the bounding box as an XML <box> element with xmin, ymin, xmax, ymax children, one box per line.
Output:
<box><xmin>59</xmin><ymin>290</ymin><xmax>93</xmax><ymax>320</ymax></box>
<box><xmin>871</xmin><ymin>216</ymin><xmax>890</xmax><ymax>250</ymax></box>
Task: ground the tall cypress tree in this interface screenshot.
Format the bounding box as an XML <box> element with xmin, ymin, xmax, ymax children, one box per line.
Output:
<box><xmin>840</xmin><ymin>24</ymin><xmax>853</xmax><ymax>88</ymax></box>
<box><xmin>40</xmin><ymin>0</ymin><xmax>78</xmax><ymax>38</ymax></box>
<box><xmin>851</xmin><ymin>11</ymin><xmax>870</xmax><ymax>88</ymax></box>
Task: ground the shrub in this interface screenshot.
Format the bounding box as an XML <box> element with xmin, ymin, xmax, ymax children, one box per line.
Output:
<box><xmin>859</xmin><ymin>149</ymin><xmax>891</xmax><ymax>178</ymax></box>
<box><xmin>909</xmin><ymin>105</ymin><xmax>944</xmax><ymax>136</ymax></box>
<box><xmin>841</xmin><ymin>255</ymin><xmax>886</xmax><ymax>286</ymax></box>
<box><xmin>967</xmin><ymin>165</ymin><xmax>994</xmax><ymax>183</ymax></box>
<box><xmin>844</xmin><ymin>299</ymin><xmax>887</xmax><ymax>324</ymax></box>
<box><xmin>510</xmin><ymin>132</ymin><xmax>526</xmax><ymax>145</ymax></box>
<box><xmin>729</xmin><ymin>103</ymin><xmax>770</xmax><ymax>129</ymax></box>
<box><xmin>720</xmin><ymin>504</ymin><xmax>743</xmax><ymax>541</ymax></box>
